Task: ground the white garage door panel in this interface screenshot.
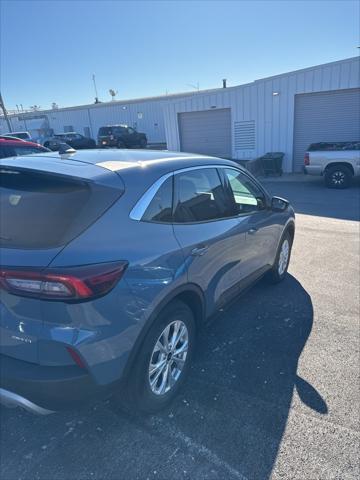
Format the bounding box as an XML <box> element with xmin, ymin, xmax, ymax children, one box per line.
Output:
<box><xmin>293</xmin><ymin>88</ymin><xmax>360</xmax><ymax>171</ymax></box>
<box><xmin>179</xmin><ymin>109</ymin><xmax>231</xmax><ymax>158</ymax></box>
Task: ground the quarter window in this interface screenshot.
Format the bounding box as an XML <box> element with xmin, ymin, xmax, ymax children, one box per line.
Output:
<box><xmin>224</xmin><ymin>168</ymin><xmax>266</xmax><ymax>214</ymax></box>
<box><xmin>142</xmin><ymin>176</ymin><xmax>173</xmax><ymax>223</ymax></box>
<box><xmin>174</xmin><ymin>168</ymin><xmax>232</xmax><ymax>223</ymax></box>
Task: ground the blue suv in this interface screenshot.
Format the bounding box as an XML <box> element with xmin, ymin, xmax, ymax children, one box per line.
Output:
<box><xmin>0</xmin><ymin>149</ymin><xmax>295</xmax><ymax>414</ymax></box>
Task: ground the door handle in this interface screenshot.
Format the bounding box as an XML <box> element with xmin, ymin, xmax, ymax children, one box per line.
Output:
<box><xmin>248</xmin><ymin>228</ymin><xmax>258</xmax><ymax>235</ymax></box>
<box><xmin>191</xmin><ymin>245</ymin><xmax>209</xmax><ymax>256</ymax></box>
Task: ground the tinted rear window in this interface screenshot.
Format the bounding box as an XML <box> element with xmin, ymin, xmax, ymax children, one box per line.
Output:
<box><xmin>8</xmin><ymin>133</ymin><xmax>30</xmax><ymax>140</ymax></box>
<box><xmin>308</xmin><ymin>141</ymin><xmax>360</xmax><ymax>151</ymax></box>
<box><xmin>0</xmin><ymin>170</ymin><xmax>122</xmax><ymax>249</ymax></box>
<box><xmin>98</xmin><ymin>127</ymin><xmax>113</xmax><ymax>136</ymax></box>
<box><xmin>11</xmin><ymin>145</ymin><xmax>49</xmax><ymax>155</ymax></box>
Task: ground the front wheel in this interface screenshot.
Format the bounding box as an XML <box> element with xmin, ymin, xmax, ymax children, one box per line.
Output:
<box><xmin>139</xmin><ymin>138</ymin><xmax>147</xmax><ymax>149</ymax></box>
<box><xmin>267</xmin><ymin>232</ymin><xmax>292</xmax><ymax>283</ymax></box>
<box><xmin>125</xmin><ymin>300</ymin><xmax>196</xmax><ymax>413</ymax></box>
<box><xmin>324</xmin><ymin>165</ymin><xmax>352</xmax><ymax>189</ymax></box>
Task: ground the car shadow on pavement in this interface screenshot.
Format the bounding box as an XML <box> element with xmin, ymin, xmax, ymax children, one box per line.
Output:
<box><xmin>0</xmin><ymin>274</ymin><xmax>328</xmax><ymax>480</ymax></box>
<box><xmin>108</xmin><ymin>273</ymin><xmax>328</xmax><ymax>479</ymax></box>
<box><xmin>136</xmin><ymin>273</ymin><xmax>328</xmax><ymax>479</ymax></box>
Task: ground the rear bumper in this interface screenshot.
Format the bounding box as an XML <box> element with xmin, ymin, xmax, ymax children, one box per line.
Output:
<box><xmin>98</xmin><ymin>139</ymin><xmax>118</xmax><ymax>148</ymax></box>
<box><xmin>0</xmin><ymin>354</ymin><xmax>115</xmax><ymax>413</ymax></box>
<box><xmin>304</xmin><ymin>165</ymin><xmax>322</xmax><ymax>176</ymax></box>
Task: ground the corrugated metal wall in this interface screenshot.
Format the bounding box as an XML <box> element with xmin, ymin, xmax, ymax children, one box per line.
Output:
<box><xmin>1</xmin><ymin>101</ymin><xmax>168</xmax><ymax>144</ymax></box>
<box><xmin>164</xmin><ymin>57</ymin><xmax>360</xmax><ymax>172</ymax></box>
<box><xmin>0</xmin><ymin>92</ymin><xmax>198</xmax><ymax>144</ymax></box>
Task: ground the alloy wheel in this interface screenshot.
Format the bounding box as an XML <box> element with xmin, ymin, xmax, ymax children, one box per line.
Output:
<box><xmin>278</xmin><ymin>239</ymin><xmax>290</xmax><ymax>276</ymax></box>
<box><xmin>148</xmin><ymin>320</ymin><xmax>189</xmax><ymax>395</ymax></box>
<box><xmin>331</xmin><ymin>171</ymin><xmax>345</xmax><ymax>186</ymax></box>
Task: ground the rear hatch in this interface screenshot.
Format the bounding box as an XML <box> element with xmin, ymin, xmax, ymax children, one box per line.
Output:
<box><xmin>98</xmin><ymin>127</ymin><xmax>114</xmax><ymax>146</ymax></box>
<box><xmin>0</xmin><ymin>155</ymin><xmax>124</xmax><ymax>363</ymax></box>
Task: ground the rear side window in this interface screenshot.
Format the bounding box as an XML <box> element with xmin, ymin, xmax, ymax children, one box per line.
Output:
<box><xmin>174</xmin><ymin>168</ymin><xmax>232</xmax><ymax>223</ymax></box>
<box><xmin>113</xmin><ymin>127</ymin><xmax>127</xmax><ymax>135</ymax></box>
<box><xmin>142</xmin><ymin>176</ymin><xmax>173</xmax><ymax>223</ymax></box>
<box><xmin>0</xmin><ymin>170</ymin><xmax>122</xmax><ymax>249</ymax></box>
<box><xmin>5</xmin><ymin>133</ymin><xmax>30</xmax><ymax>140</ymax></box>
<box><xmin>308</xmin><ymin>141</ymin><xmax>360</xmax><ymax>151</ymax></box>
<box><xmin>12</xmin><ymin>146</ymin><xmax>48</xmax><ymax>156</ymax></box>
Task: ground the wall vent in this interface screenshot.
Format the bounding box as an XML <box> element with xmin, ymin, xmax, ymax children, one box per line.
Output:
<box><xmin>234</xmin><ymin>121</ymin><xmax>255</xmax><ymax>150</ymax></box>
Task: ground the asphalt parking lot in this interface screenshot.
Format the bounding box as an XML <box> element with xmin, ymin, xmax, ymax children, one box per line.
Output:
<box><xmin>1</xmin><ymin>177</ymin><xmax>359</xmax><ymax>480</ymax></box>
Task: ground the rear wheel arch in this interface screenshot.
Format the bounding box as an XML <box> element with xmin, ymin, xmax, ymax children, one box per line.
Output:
<box><xmin>122</xmin><ymin>284</ymin><xmax>205</xmax><ymax>380</ymax></box>
<box><xmin>325</xmin><ymin>162</ymin><xmax>354</xmax><ymax>176</ymax></box>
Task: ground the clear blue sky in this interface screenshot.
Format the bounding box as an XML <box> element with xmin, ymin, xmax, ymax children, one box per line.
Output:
<box><xmin>1</xmin><ymin>0</ymin><xmax>359</xmax><ymax>110</ymax></box>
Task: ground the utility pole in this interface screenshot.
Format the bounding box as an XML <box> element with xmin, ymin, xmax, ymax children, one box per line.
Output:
<box><xmin>92</xmin><ymin>74</ymin><xmax>100</xmax><ymax>103</ymax></box>
<box><xmin>0</xmin><ymin>92</ymin><xmax>13</xmax><ymax>132</ymax></box>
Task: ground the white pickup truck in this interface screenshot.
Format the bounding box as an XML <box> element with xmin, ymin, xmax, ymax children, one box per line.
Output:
<box><xmin>304</xmin><ymin>141</ymin><xmax>360</xmax><ymax>188</ymax></box>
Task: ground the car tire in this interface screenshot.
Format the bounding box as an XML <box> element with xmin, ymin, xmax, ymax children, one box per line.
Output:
<box><xmin>324</xmin><ymin>165</ymin><xmax>352</xmax><ymax>189</ymax></box>
<box><xmin>117</xmin><ymin>141</ymin><xmax>126</xmax><ymax>149</ymax></box>
<box><xmin>139</xmin><ymin>138</ymin><xmax>147</xmax><ymax>149</ymax></box>
<box><xmin>124</xmin><ymin>300</ymin><xmax>196</xmax><ymax>413</ymax></box>
<box><xmin>267</xmin><ymin>231</ymin><xmax>292</xmax><ymax>284</ymax></box>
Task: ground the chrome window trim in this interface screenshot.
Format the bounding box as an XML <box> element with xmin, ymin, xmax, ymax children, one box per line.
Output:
<box><xmin>129</xmin><ymin>164</ymin><xmax>242</xmax><ymax>221</ymax></box>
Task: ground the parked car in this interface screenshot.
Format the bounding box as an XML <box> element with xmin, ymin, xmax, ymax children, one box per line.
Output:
<box><xmin>2</xmin><ymin>131</ymin><xmax>32</xmax><ymax>141</ymax></box>
<box><xmin>0</xmin><ymin>138</ymin><xmax>49</xmax><ymax>158</ymax></box>
<box><xmin>98</xmin><ymin>125</ymin><xmax>147</xmax><ymax>148</ymax></box>
<box><xmin>304</xmin><ymin>141</ymin><xmax>360</xmax><ymax>188</ymax></box>
<box><xmin>44</xmin><ymin>133</ymin><xmax>96</xmax><ymax>150</ymax></box>
<box><xmin>0</xmin><ymin>149</ymin><xmax>295</xmax><ymax>414</ymax></box>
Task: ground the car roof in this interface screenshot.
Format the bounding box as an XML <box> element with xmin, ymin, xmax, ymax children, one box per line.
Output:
<box><xmin>55</xmin><ymin>132</ymin><xmax>77</xmax><ymax>135</ymax></box>
<box><xmin>11</xmin><ymin>148</ymin><xmax>239</xmax><ymax>174</ymax></box>
<box><xmin>99</xmin><ymin>125</ymin><xmax>127</xmax><ymax>128</ymax></box>
<box><xmin>0</xmin><ymin>149</ymin><xmax>246</xmax><ymax>197</ymax></box>
<box><xmin>5</xmin><ymin>131</ymin><xmax>29</xmax><ymax>134</ymax></box>
<box><xmin>0</xmin><ymin>138</ymin><xmax>41</xmax><ymax>147</ymax></box>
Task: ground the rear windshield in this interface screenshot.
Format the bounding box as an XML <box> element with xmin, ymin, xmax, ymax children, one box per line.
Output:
<box><xmin>0</xmin><ymin>169</ymin><xmax>122</xmax><ymax>249</ymax></box>
<box><xmin>8</xmin><ymin>133</ymin><xmax>30</xmax><ymax>140</ymax></box>
<box><xmin>11</xmin><ymin>145</ymin><xmax>49</xmax><ymax>155</ymax></box>
<box><xmin>98</xmin><ymin>127</ymin><xmax>113</xmax><ymax>136</ymax></box>
<box><xmin>308</xmin><ymin>141</ymin><xmax>360</xmax><ymax>151</ymax></box>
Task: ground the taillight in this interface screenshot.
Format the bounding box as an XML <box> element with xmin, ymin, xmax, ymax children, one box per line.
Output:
<box><xmin>304</xmin><ymin>152</ymin><xmax>310</xmax><ymax>166</ymax></box>
<box><xmin>66</xmin><ymin>346</ymin><xmax>87</xmax><ymax>369</ymax></box>
<box><xmin>0</xmin><ymin>261</ymin><xmax>128</xmax><ymax>301</ymax></box>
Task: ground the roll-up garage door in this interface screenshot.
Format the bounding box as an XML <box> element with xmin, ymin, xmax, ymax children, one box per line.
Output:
<box><xmin>178</xmin><ymin>108</ymin><xmax>231</xmax><ymax>158</ymax></box>
<box><xmin>293</xmin><ymin>88</ymin><xmax>360</xmax><ymax>171</ymax></box>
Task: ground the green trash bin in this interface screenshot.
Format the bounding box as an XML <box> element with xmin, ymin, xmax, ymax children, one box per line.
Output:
<box><xmin>260</xmin><ymin>152</ymin><xmax>284</xmax><ymax>176</ymax></box>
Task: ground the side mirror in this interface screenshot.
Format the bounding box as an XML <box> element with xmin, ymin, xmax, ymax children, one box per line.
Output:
<box><xmin>271</xmin><ymin>196</ymin><xmax>289</xmax><ymax>212</ymax></box>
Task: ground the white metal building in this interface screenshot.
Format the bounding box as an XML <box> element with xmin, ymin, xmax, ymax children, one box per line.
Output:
<box><xmin>0</xmin><ymin>92</ymin><xmax>198</xmax><ymax>146</ymax></box>
<box><xmin>164</xmin><ymin>56</ymin><xmax>360</xmax><ymax>172</ymax></box>
<box><xmin>1</xmin><ymin>56</ymin><xmax>359</xmax><ymax>172</ymax></box>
